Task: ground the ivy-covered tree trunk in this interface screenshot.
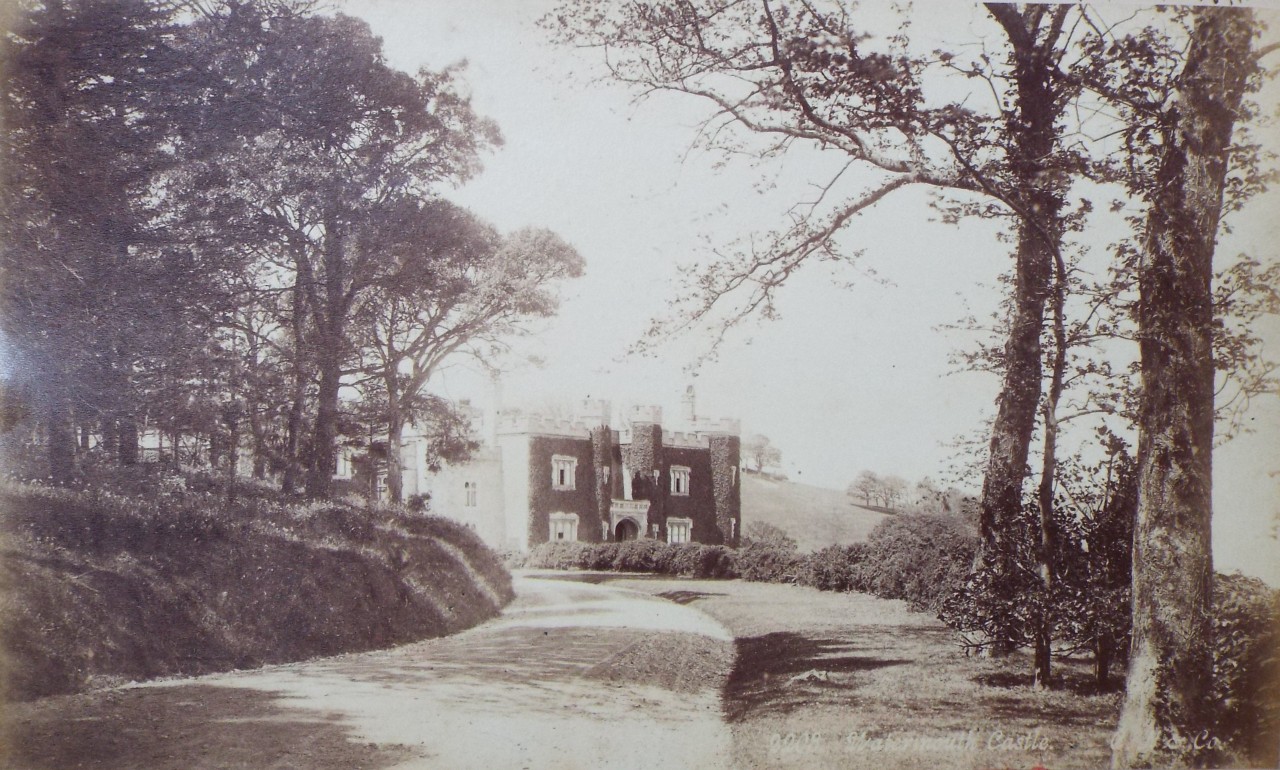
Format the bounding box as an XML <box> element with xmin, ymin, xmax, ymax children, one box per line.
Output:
<box><xmin>977</xmin><ymin>4</ymin><xmax>1069</xmax><ymax>653</ymax></box>
<box><xmin>305</xmin><ymin>219</ymin><xmax>349</xmax><ymax>500</ymax></box>
<box><xmin>307</xmin><ymin>336</ymin><xmax>341</xmax><ymax>499</ymax></box>
<box><xmin>1032</xmin><ymin>229</ymin><xmax>1070</xmax><ymax>690</ymax></box>
<box><xmin>1111</xmin><ymin>9</ymin><xmax>1255</xmax><ymax>767</ymax></box>
<box><xmin>385</xmin><ymin>385</ymin><xmax>405</xmax><ymax>504</ymax></box>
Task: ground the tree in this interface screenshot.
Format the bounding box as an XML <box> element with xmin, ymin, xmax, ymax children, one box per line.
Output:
<box><xmin>353</xmin><ymin>200</ymin><xmax>583</xmax><ymax>502</ymax></box>
<box><xmin>0</xmin><ymin>0</ymin><xmax>207</xmax><ymax>479</ymax></box>
<box><xmin>940</xmin><ymin>444</ymin><xmax>1137</xmax><ymax>686</ymax></box>
<box><xmin>882</xmin><ymin>474</ymin><xmax>909</xmax><ymax>511</ymax></box>
<box><xmin>743</xmin><ymin>433</ymin><xmax>781</xmax><ymax>473</ymax></box>
<box><xmin>849</xmin><ymin>470</ymin><xmax>880</xmax><ymax>507</ymax></box>
<box><xmin>1102</xmin><ymin>9</ymin><xmax>1264</xmax><ymax>766</ymax></box>
<box><xmin>547</xmin><ymin>3</ymin><xmax>1086</xmax><ymax>645</ymax></box>
<box><xmin>742</xmin><ymin>521</ymin><xmax>798</xmax><ymax>552</ymax></box>
<box><xmin>176</xmin><ymin>9</ymin><xmax>500</xmax><ymax>498</ymax></box>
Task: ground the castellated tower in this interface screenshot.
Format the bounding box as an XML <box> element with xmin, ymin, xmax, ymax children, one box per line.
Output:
<box><xmin>627</xmin><ymin>405</ymin><xmax>664</xmax><ymax>538</ymax></box>
<box><xmin>699</xmin><ymin>419</ymin><xmax>742</xmax><ymax>546</ymax></box>
<box><xmin>579</xmin><ymin>399</ymin><xmax>614</xmax><ymax>541</ymax></box>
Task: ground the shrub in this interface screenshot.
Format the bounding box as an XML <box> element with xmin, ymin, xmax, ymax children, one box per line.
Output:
<box><xmin>735</xmin><ymin>541</ymin><xmax>802</xmax><ymax>583</ymax></box>
<box><xmin>524</xmin><ymin>541</ymin><xmax>592</xmax><ymax>570</ymax></box>
<box><xmin>796</xmin><ymin>543</ymin><xmax>869</xmax><ymax>592</ymax></box>
<box><xmin>585</xmin><ymin>542</ymin><xmax>622</xmax><ymax>571</ymax></box>
<box><xmin>669</xmin><ymin>544</ymin><xmax>738</xmax><ymax>578</ymax></box>
<box><xmin>1211</xmin><ymin>572</ymin><xmax>1280</xmax><ymax>766</ymax></box>
<box><xmin>612</xmin><ymin>539</ymin><xmax>667</xmax><ymax>572</ymax></box>
<box><xmin>742</xmin><ymin>521</ymin><xmax>797</xmax><ymax>551</ymax></box>
<box><xmin>858</xmin><ymin>512</ymin><xmax>977</xmax><ymax>612</ymax></box>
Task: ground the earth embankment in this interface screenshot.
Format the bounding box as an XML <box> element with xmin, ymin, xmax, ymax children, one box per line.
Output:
<box><xmin>1</xmin><ymin>479</ymin><xmax>513</xmax><ymax>701</ymax></box>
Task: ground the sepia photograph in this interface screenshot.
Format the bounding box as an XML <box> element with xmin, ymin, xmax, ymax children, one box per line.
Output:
<box><xmin>1</xmin><ymin>0</ymin><xmax>1278</xmax><ymax>767</ymax></box>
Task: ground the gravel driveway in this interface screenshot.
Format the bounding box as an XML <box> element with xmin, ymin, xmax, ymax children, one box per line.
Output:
<box><xmin>4</xmin><ymin>573</ymin><xmax>735</xmax><ymax>770</ymax></box>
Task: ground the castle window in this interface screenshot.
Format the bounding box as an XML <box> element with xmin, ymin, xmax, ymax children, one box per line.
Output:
<box><xmin>670</xmin><ymin>465</ymin><xmax>691</xmax><ymax>496</ymax></box>
<box><xmin>667</xmin><ymin>517</ymin><xmax>693</xmax><ymax>544</ymax></box>
<box><xmin>550</xmin><ymin>512</ymin><xmax>579</xmax><ymax>541</ymax></box>
<box><xmin>334</xmin><ymin>451</ymin><xmax>353</xmax><ymax>479</ymax></box>
<box><xmin>464</xmin><ymin>481</ymin><xmax>477</xmax><ymax>507</ymax></box>
<box><xmin>552</xmin><ymin>455</ymin><xmax>577</xmax><ymax>490</ymax></box>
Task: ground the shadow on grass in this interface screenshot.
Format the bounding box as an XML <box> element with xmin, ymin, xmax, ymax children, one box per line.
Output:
<box><xmin>527</xmin><ymin>571</ymin><xmax>672</xmax><ymax>584</ymax></box>
<box><xmin>655</xmin><ymin>590</ymin><xmax>729</xmax><ymax>605</ymax></box>
<box><xmin>4</xmin><ymin>684</ymin><xmax>415</xmax><ymax>770</ymax></box>
<box><xmin>974</xmin><ymin>659</ymin><xmax>1125</xmax><ymax>696</ymax></box>
<box><xmin>723</xmin><ymin>632</ymin><xmax>910</xmax><ymax>722</ymax></box>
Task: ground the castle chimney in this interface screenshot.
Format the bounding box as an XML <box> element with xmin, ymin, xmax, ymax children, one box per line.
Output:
<box><xmin>682</xmin><ymin>385</ymin><xmax>696</xmax><ymax>427</ymax></box>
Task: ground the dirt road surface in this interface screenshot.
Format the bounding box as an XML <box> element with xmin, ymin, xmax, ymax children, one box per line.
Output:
<box><xmin>4</xmin><ymin>574</ymin><xmax>735</xmax><ymax>770</ymax></box>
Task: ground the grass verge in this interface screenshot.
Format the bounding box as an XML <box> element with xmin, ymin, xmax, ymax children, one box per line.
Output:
<box><xmin>609</xmin><ymin>576</ymin><xmax>1121</xmax><ymax>770</ymax></box>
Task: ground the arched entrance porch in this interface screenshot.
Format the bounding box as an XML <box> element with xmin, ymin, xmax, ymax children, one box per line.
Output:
<box><xmin>615</xmin><ymin>518</ymin><xmax>640</xmax><ymax>541</ymax></box>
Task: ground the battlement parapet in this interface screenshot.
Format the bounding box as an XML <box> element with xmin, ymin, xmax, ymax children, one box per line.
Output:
<box><xmin>694</xmin><ymin>417</ymin><xmax>741</xmax><ymax>436</ymax></box>
<box><xmin>576</xmin><ymin>398</ymin><xmax>611</xmax><ymax>426</ymax></box>
<box><xmin>663</xmin><ymin>430</ymin><xmax>709</xmax><ymax>449</ymax></box>
<box><xmin>630</xmin><ymin>405</ymin><xmax>663</xmax><ymax>425</ymax></box>
<box><xmin>496</xmin><ymin>410</ymin><xmax>591</xmax><ymax>439</ymax></box>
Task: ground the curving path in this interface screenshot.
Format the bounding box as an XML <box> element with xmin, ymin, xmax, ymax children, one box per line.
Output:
<box><xmin>4</xmin><ymin>574</ymin><xmax>735</xmax><ymax>770</ymax></box>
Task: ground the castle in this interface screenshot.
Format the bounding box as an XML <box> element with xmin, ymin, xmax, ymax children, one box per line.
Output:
<box><xmin>371</xmin><ymin>392</ymin><xmax>742</xmax><ymax>552</ymax></box>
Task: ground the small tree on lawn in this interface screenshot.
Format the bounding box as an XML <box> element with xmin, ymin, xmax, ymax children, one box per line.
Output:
<box><xmin>849</xmin><ymin>470</ymin><xmax>881</xmax><ymax>507</ymax></box>
<box><xmin>743</xmin><ymin>433</ymin><xmax>781</xmax><ymax>474</ymax></box>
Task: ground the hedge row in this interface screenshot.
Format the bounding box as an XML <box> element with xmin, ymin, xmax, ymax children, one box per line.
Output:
<box><xmin>522</xmin><ymin>512</ymin><xmax>977</xmax><ymax>612</ymax></box>
<box><xmin>523</xmin><ymin>539</ymin><xmax>738</xmax><ymax>577</ymax></box>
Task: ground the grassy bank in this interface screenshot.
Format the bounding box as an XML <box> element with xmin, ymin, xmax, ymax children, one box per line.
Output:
<box><xmin>1</xmin><ymin>474</ymin><xmax>514</xmax><ymax>701</ymax></box>
<box><xmin>609</xmin><ymin>576</ymin><xmax>1120</xmax><ymax>770</ymax></box>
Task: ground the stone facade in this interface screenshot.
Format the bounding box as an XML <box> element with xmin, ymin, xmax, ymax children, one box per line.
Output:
<box><xmin>395</xmin><ymin>398</ymin><xmax>741</xmax><ymax>551</ymax></box>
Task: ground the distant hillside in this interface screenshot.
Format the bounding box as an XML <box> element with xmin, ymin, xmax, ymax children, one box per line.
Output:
<box><xmin>741</xmin><ymin>472</ymin><xmax>890</xmax><ymax>552</ymax></box>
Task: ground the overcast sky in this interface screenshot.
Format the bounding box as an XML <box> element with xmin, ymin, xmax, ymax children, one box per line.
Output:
<box><xmin>340</xmin><ymin>0</ymin><xmax>1280</xmax><ymax>584</ymax></box>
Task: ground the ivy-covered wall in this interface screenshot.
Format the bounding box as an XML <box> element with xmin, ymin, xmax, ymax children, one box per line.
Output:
<box><xmin>518</xmin><ymin>423</ymin><xmax>739</xmax><ymax>547</ymax></box>
<box><xmin>590</xmin><ymin>426</ymin><xmax>613</xmax><ymax>531</ymax></box>
<box><xmin>526</xmin><ymin>436</ymin><xmax>601</xmax><ymax>545</ymax></box>
<box><xmin>664</xmin><ymin>445</ymin><xmax>720</xmax><ymax>544</ymax></box>
<box><xmin>624</xmin><ymin>423</ymin><xmax>664</xmax><ymax>536</ymax></box>
<box><xmin>709</xmin><ymin>434</ymin><xmax>742</xmax><ymax>546</ymax></box>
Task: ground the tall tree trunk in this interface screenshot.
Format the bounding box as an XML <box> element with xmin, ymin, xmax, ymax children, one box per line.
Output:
<box><xmin>978</xmin><ymin>4</ymin><xmax>1069</xmax><ymax>653</ymax></box>
<box><xmin>384</xmin><ymin>381</ymin><xmax>405</xmax><ymax>504</ymax></box>
<box><xmin>46</xmin><ymin>399</ymin><xmax>75</xmax><ymax>484</ymax></box>
<box><xmin>385</xmin><ymin>417</ymin><xmax>405</xmax><ymax>504</ymax></box>
<box><xmin>307</xmin><ymin>340</ymin><xmax>340</xmax><ymax>499</ymax></box>
<box><xmin>118</xmin><ymin>415</ymin><xmax>139</xmax><ymax>466</ymax></box>
<box><xmin>282</xmin><ymin>282</ymin><xmax>308</xmax><ymax>495</ymax></box>
<box><xmin>1032</xmin><ymin>236</ymin><xmax>1070</xmax><ymax>690</ymax></box>
<box><xmin>1095</xmin><ymin>632</ymin><xmax>1113</xmax><ymax>690</ymax></box>
<box><xmin>305</xmin><ymin>219</ymin><xmax>348</xmax><ymax>499</ymax></box>
<box><xmin>249</xmin><ymin>407</ymin><xmax>268</xmax><ymax>480</ymax></box>
<box><xmin>281</xmin><ymin>385</ymin><xmax>305</xmax><ymax>494</ymax></box>
<box><xmin>1111</xmin><ymin>9</ymin><xmax>1255</xmax><ymax>767</ymax></box>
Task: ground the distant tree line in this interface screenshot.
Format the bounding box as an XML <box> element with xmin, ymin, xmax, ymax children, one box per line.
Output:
<box><xmin>0</xmin><ymin>0</ymin><xmax>583</xmax><ymax>500</ymax></box>
<box><xmin>846</xmin><ymin>471</ymin><xmax>970</xmax><ymax>516</ymax></box>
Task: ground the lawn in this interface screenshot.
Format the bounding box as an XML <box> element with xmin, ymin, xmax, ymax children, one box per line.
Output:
<box><xmin>741</xmin><ymin>473</ymin><xmax>888</xmax><ymax>552</ymax></box>
<box><xmin>608</xmin><ymin>576</ymin><xmax>1121</xmax><ymax>770</ymax></box>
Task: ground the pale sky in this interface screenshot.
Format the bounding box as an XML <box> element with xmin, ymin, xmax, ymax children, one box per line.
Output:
<box><xmin>340</xmin><ymin>0</ymin><xmax>1280</xmax><ymax>584</ymax></box>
